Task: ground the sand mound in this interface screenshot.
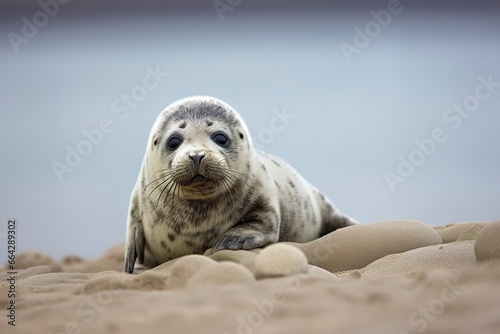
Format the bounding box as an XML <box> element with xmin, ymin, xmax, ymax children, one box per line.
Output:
<box><xmin>2</xmin><ymin>219</ymin><xmax>500</xmax><ymax>334</ymax></box>
<box><xmin>289</xmin><ymin>219</ymin><xmax>442</xmax><ymax>273</ymax></box>
<box><xmin>254</xmin><ymin>244</ymin><xmax>308</xmax><ymax>279</ymax></box>
<box><xmin>474</xmin><ymin>221</ymin><xmax>500</xmax><ymax>262</ymax></box>
<box><xmin>152</xmin><ymin>254</ymin><xmax>218</xmax><ymax>289</ymax></box>
<box><xmin>6</xmin><ymin>251</ymin><xmax>62</xmax><ymax>272</ymax></box>
<box><xmin>434</xmin><ymin>221</ymin><xmax>490</xmax><ymax>243</ymax></box>
<box><xmin>63</xmin><ymin>243</ymin><xmax>125</xmax><ymax>273</ymax></box>
<box><xmin>360</xmin><ymin>240</ymin><xmax>477</xmax><ymax>277</ymax></box>
<box><xmin>187</xmin><ymin>262</ymin><xmax>255</xmax><ymax>287</ymax></box>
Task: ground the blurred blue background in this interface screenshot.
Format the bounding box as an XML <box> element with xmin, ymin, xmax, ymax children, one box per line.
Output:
<box><xmin>1</xmin><ymin>0</ymin><xmax>499</xmax><ymax>262</ymax></box>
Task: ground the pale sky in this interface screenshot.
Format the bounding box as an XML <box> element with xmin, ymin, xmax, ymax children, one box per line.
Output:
<box><xmin>1</xmin><ymin>1</ymin><xmax>499</xmax><ymax>262</ymax></box>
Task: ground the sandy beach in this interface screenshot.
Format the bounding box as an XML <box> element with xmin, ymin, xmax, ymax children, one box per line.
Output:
<box><xmin>1</xmin><ymin>219</ymin><xmax>499</xmax><ymax>334</ymax></box>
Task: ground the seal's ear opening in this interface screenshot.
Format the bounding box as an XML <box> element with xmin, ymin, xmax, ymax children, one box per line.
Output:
<box><xmin>153</xmin><ymin>138</ymin><xmax>158</xmax><ymax>146</ymax></box>
<box><xmin>239</xmin><ymin>132</ymin><xmax>244</xmax><ymax>140</ymax></box>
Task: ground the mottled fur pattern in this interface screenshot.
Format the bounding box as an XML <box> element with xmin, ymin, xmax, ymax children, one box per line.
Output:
<box><xmin>124</xmin><ymin>96</ymin><xmax>358</xmax><ymax>273</ymax></box>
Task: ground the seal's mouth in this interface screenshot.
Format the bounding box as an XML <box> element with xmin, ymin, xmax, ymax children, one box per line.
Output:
<box><xmin>191</xmin><ymin>174</ymin><xmax>207</xmax><ymax>183</ymax></box>
<box><xmin>181</xmin><ymin>174</ymin><xmax>208</xmax><ymax>186</ymax></box>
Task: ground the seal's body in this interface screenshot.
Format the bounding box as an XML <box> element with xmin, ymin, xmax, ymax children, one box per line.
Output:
<box><xmin>125</xmin><ymin>96</ymin><xmax>358</xmax><ymax>273</ymax></box>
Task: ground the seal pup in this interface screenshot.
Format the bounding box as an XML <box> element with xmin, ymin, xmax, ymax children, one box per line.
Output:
<box><xmin>125</xmin><ymin>96</ymin><xmax>358</xmax><ymax>273</ymax></box>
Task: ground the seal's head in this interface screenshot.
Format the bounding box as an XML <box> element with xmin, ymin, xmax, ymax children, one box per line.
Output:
<box><xmin>144</xmin><ymin>96</ymin><xmax>254</xmax><ymax>202</ymax></box>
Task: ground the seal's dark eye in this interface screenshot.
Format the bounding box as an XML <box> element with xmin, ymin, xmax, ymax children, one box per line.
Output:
<box><xmin>166</xmin><ymin>136</ymin><xmax>182</xmax><ymax>151</ymax></box>
<box><xmin>212</xmin><ymin>133</ymin><xmax>229</xmax><ymax>147</ymax></box>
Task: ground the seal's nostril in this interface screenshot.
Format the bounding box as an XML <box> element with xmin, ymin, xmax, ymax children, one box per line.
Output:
<box><xmin>189</xmin><ymin>154</ymin><xmax>205</xmax><ymax>167</ymax></box>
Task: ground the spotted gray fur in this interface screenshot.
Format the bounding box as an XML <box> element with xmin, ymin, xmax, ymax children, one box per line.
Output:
<box><xmin>124</xmin><ymin>96</ymin><xmax>358</xmax><ymax>273</ymax></box>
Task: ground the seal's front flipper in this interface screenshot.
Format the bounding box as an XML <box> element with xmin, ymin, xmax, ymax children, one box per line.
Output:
<box><xmin>211</xmin><ymin>227</ymin><xmax>277</xmax><ymax>254</ymax></box>
<box><xmin>124</xmin><ymin>223</ymin><xmax>145</xmax><ymax>273</ymax></box>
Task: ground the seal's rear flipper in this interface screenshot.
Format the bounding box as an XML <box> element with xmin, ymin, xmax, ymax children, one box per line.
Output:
<box><xmin>314</xmin><ymin>190</ymin><xmax>359</xmax><ymax>237</ymax></box>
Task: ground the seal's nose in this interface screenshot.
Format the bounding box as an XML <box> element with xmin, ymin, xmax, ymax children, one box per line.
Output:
<box><xmin>189</xmin><ymin>153</ymin><xmax>205</xmax><ymax>167</ymax></box>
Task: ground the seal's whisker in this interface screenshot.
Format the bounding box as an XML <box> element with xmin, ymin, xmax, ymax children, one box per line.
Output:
<box><xmin>144</xmin><ymin>173</ymin><xmax>170</xmax><ymax>191</ymax></box>
<box><xmin>218</xmin><ymin>175</ymin><xmax>246</xmax><ymax>203</ymax></box>
<box><xmin>214</xmin><ymin>177</ymin><xmax>229</xmax><ymax>196</ymax></box>
<box><xmin>163</xmin><ymin>180</ymin><xmax>178</xmax><ymax>208</ymax></box>
<box><xmin>156</xmin><ymin>178</ymin><xmax>175</xmax><ymax>207</ymax></box>
<box><xmin>227</xmin><ymin>169</ymin><xmax>254</xmax><ymax>185</ymax></box>
<box><xmin>204</xmin><ymin>165</ymin><xmax>252</xmax><ymax>189</ymax></box>
<box><xmin>163</xmin><ymin>184</ymin><xmax>181</xmax><ymax>223</ymax></box>
<box><xmin>150</xmin><ymin>169</ymin><xmax>171</xmax><ymax>177</ymax></box>
<box><xmin>147</xmin><ymin>177</ymin><xmax>172</xmax><ymax>201</ymax></box>
<box><xmin>221</xmin><ymin>170</ymin><xmax>253</xmax><ymax>190</ymax></box>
